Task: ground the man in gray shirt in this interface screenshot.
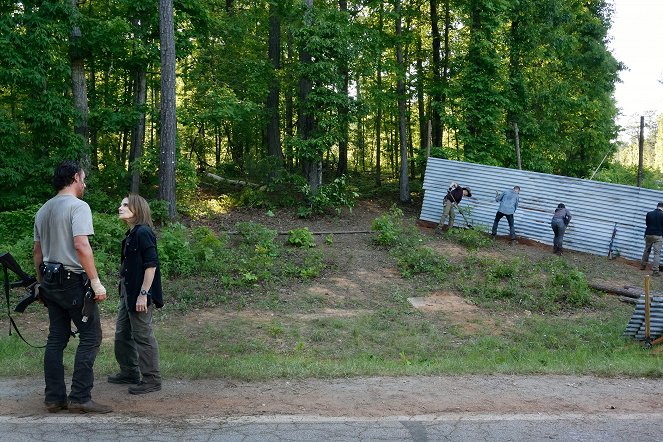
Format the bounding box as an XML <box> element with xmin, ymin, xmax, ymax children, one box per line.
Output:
<box><xmin>491</xmin><ymin>186</ymin><xmax>521</xmax><ymax>243</ymax></box>
<box><xmin>33</xmin><ymin>160</ymin><xmax>111</xmax><ymax>413</ymax></box>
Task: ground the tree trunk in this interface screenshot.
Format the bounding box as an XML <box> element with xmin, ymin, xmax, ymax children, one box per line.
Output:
<box><xmin>299</xmin><ymin>0</ymin><xmax>320</xmax><ymax>193</ymax></box>
<box><xmin>416</xmin><ymin>36</ymin><xmax>427</xmax><ymax>155</ymax></box>
<box><xmin>130</xmin><ymin>62</ymin><xmax>147</xmax><ymax>193</ymax></box>
<box><xmin>285</xmin><ymin>30</ymin><xmax>294</xmax><ymax>170</ymax></box>
<box><xmin>429</xmin><ymin>0</ymin><xmax>442</xmax><ymax>147</ymax></box>
<box><xmin>266</xmin><ymin>2</ymin><xmax>282</xmax><ymax>163</ymax></box>
<box><xmin>395</xmin><ymin>0</ymin><xmax>409</xmax><ymax>202</ymax></box>
<box><xmin>375</xmin><ymin>4</ymin><xmax>383</xmax><ymax>187</ymax></box>
<box><xmin>158</xmin><ymin>0</ymin><xmax>177</xmax><ymax>219</ymax></box>
<box><xmin>441</xmin><ymin>0</ymin><xmax>450</xmax><ymax>146</ymax></box>
<box><xmin>69</xmin><ymin>0</ymin><xmax>88</xmax><ymax>152</ymax></box>
<box><xmin>337</xmin><ymin>0</ymin><xmax>349</xmax><ymax>177</ymax></box>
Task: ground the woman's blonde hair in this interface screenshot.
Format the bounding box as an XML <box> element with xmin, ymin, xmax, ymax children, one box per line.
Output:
<box><xmin>126</xmin><ymin>194</ymin><xmax>154</xmax><ymax>229</ymax></box>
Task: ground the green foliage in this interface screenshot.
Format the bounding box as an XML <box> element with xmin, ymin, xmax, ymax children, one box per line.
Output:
<box><xmin>443</xmin><ymin>227</ymin><xmax>492</xmax><ymax>250</ymax></box>
<box><xmin>158</xmin><ymin>223</ymin><xmax>197</xmax><ymax>277</ymax></box>
<box><xmin>371</xmin><ymin>205</ymin><xmax>406</xmax><ymax>247</ymax></box>
<box><xmin>287</xmin><ymin>228</ymin><xmax>316</xmax><ymax>248</ymax></box>
<box><xmin>391</xmin><ymin>244</ymin><xmax>450</xmax><ymax>279</ymax></box>
<box><xmin>150</xmin><ymin>200</ymin><xmax>171</xmax><ymax>226</ymax></box>
<box><xmin>0</xmin><ymin>205</ymin><xmax>40</xmax><ymax>243</ymax></box>
<box><xmin>593</xmin><ymin>163</ymin><xmax>663</xmax><ymax>190</ymax></box>
<box><xmin>298</xmin><ymin>176</ymin><xmax>359</xmax><ymax>218</ymax></box>
<box><xmin>458</xmin><ymin>254</ymin><xmax>592</xmax><ymax>312</ymax></box>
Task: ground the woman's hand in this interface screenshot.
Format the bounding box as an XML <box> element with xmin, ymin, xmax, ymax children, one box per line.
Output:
<box><xmin>136</xmin><ymin>294</ymin><xmax>148</xmax><ymax>313</ymax></box>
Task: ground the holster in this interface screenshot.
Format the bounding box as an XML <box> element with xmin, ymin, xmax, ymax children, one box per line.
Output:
<box><xmin>41</xmin><ymin>262</ymin><xmax>64</xmax><ymax>285</ymax></box>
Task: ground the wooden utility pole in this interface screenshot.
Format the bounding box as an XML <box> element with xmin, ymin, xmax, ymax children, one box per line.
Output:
<box><xmin>514</xmin><ymin>122</ymin><xmax>521</xmax><ymax>170</ymax></box>
<box><xmin>637</xmin><ymin>116</ymin><xmax>644</xmax><ymax>187</ymax></box>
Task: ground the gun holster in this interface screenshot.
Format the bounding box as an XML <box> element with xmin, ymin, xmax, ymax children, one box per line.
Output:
<box><xmin>41</xmin><ymin>262</ymin><xmax>64</xmax><ymax>285</ymax></box>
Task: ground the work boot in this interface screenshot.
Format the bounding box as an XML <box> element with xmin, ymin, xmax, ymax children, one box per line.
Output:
<box><xmin>68</xmin><ymin>399</ymin><xmax>113</xmax><ymax>414</ymax></box>
<box><xmin>128</xmin><ymin>381</ymin><xmax>162</xmax><ymax>395</ymax></box>
<box><xmin>434</xmin><ymin>226</ymin><xmax>443</xmax><ymax>235</ymax></box>
<box><xmin>45</xmin><ymin>402</ymin><xmax>68</xmax><ymax>413</ymax></box>
<box><xmin>108</xmin><ymin>373</ymin><xmax>140</xmax><ymax>384</ymax></box>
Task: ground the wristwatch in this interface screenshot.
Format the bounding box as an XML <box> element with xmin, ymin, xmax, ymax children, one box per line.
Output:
<box><xmin>139</xmin><ymin>289</ymin><xmax>149</xmax><ymax>297</ymax></box>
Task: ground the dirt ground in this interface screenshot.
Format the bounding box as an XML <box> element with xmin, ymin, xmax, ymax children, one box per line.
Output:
<box><xmin>3</xmin><ymin>199</ymin><xmax>661</xmax><ymax>418</ymax></box>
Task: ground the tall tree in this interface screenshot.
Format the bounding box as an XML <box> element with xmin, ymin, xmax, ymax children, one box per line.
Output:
<box><xmin>266</xmin><ymin>0</ymin><xmax>283</xmax><ymax>163</ymax></box>
<box><xmin>429</xmin><ymin>0</ymin><xmax>442</xmax><ymax>147</ymax></box>
<box><xmin>298</xmin><ymin>0</ymin><xmax>320</xmax><ymax>193</ymax></box>
<box><xmin>394</xmin><ymin>0</ymin><xmax>409</xmax><ymax>202</ymax></box>
<box><xmin>69</xmin><ymin>0</ymin><xmax>88</xmax><ymax>152</ymax></box>
<box><xmin>159</xmin><ymin>0</ymin><xmax>177</xmax><ymax>218</ymax></box>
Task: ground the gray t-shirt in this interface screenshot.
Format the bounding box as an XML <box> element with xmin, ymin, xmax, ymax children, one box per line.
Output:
<box><xmin>34</xmin><ymin>195</ymin><xmax>94</xmax><ymax>272</ymax></box>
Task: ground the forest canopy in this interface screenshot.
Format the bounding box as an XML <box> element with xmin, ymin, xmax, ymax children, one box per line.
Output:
<box><xmin>0</xmin><ymin>0</ymin><xmax>621</xmax><ymax>213</ymax></box>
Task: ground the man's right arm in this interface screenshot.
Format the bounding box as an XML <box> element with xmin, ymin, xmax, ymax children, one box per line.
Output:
<box><xmin>73</xmin><ymin>235</ymin><xmax>107</xmax><ymax>301</ymax></box>
<box><xmin>33</xmin><ymin>241</ymin><xmax>43</xmax><ymax>283</ymax></box>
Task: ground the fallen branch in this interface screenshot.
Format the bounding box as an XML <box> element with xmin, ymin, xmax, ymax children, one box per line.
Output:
<box><xmin>205</xmin><ymin>172</ymin><xmax>263</xmax><ymax>189</ymax></box>
<box><xmin>588</xmin><ymin>282</ymin><xmax>641</xmax><ymax>299</ymax></box>
<box><xmin>224</xmin><ymin>230</ymin><xmax>373</xmax><ymax>236</ymax></box>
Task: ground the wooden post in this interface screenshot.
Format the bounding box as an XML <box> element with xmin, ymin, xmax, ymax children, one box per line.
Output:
<box><xmin>426</xmin><ymin>119</ymin><xmax>432</xmax><ymax>158</ymax></box>
<box><xmin>637</xmin><ymin>116</ymin><xmax>644</xmax><ymax>187</ymax></box>
<box><xmin>645</xmin><ymin>275</ymin><xmax>651</xmax><ymax>345</ymax></box>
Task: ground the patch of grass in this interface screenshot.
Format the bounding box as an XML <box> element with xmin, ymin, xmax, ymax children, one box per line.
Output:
<box><xmin>443</xmin><ymin>226</ymin><xmax>492</xmax><ymax>250</ymax></box>
<box><xmin>1</xmin><ymin>207</ymin><xmax>661</xmax><ymax>382</ymax></box>
<box><xmin>458</xmin><ymin>254</ymin><xmax>592</xmax><ymax>313</ymax></box>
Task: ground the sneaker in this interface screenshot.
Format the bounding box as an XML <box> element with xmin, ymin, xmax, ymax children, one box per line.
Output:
<box><xmin>510</xmin><ymin>239</ymin><xmax>518</xmax><ymax>245</ymax></box>
<box><xmin>45</xmin><ymin>402</ymin><xmax>68</xmax><ymax>413</ymax></box>
<box><xmin>640</xmin><ymin>264</ymin><xmax>647</xmax><ymax>270</ymax></box>
<box><xmin>68</xmin><ymin>399</ymin><xmax>113</xmax><ymax>414</ymax></box>
<box><xmin>653</xmin><ymin>272</ymin><xmax>661</xmax><ymax>277</ymax></box>
<box><xmin>129</xmin><ymin>381</ymin><xmax>162</xmax><ymax>395</ymax></box>
<box><xmin>108</xmin><ymin>373</ymin><xmax>140</xmax><ymax>384</ymax></box>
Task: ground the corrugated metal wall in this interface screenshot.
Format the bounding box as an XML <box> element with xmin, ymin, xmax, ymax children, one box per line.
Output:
<box><xmin>421</xmin><ymin>158</ymin><xmax>663</xmax><ymax>261</ymax></box>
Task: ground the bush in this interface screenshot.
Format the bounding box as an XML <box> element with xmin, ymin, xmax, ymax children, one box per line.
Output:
<box><xmin>444</xmin><ymin>226</ymin><xmax>491</xmax><ymax>250</ymax></box>
<box><xmin>371</xmin><ymin>205</ymin><xmax>405</xmax><ymax>247</ymax></box>
<box><xmin>158</xmin><ymin>223</ymin><xmax>197</xmax><ymax>277</ymax></box>
<box><xmin>288</xmin><ymin>228</ymin><xmax>316</xmax><ymax>248</ymax></box>
<box><xmin>392</xmin><ymin>244</ymin><xmax>450</xmax><ymax>279</ymax></box>
<box><xmin>298</xmin><ymin>175</ymin><xmax>359</xmax><ymax>218</ymax></box>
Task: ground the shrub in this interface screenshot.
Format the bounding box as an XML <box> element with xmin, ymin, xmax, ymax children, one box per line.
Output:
<box><xmin>392</xmin><ymin>244</ymin><xmax>450</xmax><ymax>279</ymax></box>
<box><xmin>288</xmin><ymin>228</ymin><xmax>316</xmax><ymax>248</ymax></box>
<box><xmin>158</xmin><ymin>223</ymin><xmax>197</xmax><ymax>277</ymax></box>
<box><xmin>371</xmin><ymin>205</ymin><xmax>405</xmax><ymax>247</ymax></box>
<box><xmin>298</xmin><ymin>175</ymin><xmax>359</xmax><ymax>218</ymax></box>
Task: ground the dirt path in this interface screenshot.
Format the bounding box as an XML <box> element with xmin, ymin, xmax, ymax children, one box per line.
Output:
<box><xmin>3</xmin><ymin>375</ymin><xmax>663</xmax><ymax>418</ymax></box>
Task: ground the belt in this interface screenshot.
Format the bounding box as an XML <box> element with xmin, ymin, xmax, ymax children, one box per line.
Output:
<box><xmin>63</xmin><ymin>270</ymin><xmax>86</xmax><ymax>280</ymax></box>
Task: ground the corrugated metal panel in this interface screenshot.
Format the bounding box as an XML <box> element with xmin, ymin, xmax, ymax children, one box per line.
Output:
<box><xmin>421</xmin><ymin>158</ymin><xmax>663</xmax><ymax>261</ymax></box>
<box><xmin>623</xmin><ymin>295</ymin><xmax>663</xmax><ymax>340</ymax></box>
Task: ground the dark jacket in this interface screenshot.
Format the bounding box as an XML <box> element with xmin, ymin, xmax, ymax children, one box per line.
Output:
<box><xmin>120</xmin><ymin>224</ymin><xmax>164</xmax><ymax>309</ymax></box>
<box><xmin>645</xmin><ymin>208</ymin><xmax>663</xmax><ymax>236</ymax></box>
<box><xmin>445</xmin><ymin>186</ymin><xmax>464</xmax><ymax>204</ymax></box>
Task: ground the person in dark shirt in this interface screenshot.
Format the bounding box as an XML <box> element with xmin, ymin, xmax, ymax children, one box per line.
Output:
<box><xmin>551</xmin><ymin>203</ymin><xmax>572</xmax><ymax>255</ymax></box>
<box><xmin>436</xmin><ymin>182</ymin><xmax>472</xmax><ymax>233</ymax></box>
<box><xmin>640</xmin><ymin>202</ymin><xmax>663</xmax><ymax>276</ymax></box>
<box><xmin>108</xmin><ymin>194</ymin><xmax>163</xmax><ymax>394</ymax></box>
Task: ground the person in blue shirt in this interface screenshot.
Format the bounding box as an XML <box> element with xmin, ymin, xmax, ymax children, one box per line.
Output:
<box><xmin>491</xmin><ymin>186</ymin><xmax>520</xmax><ymax>243</ymax></box>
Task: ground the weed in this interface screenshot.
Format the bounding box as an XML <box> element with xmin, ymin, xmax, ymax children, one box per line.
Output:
<box><xmin>288</xmin><ymin>228</ymin><xmax>316</xmax><ymax>248</ymax></box>
<box><xmin>444</xmin><ymin>226</ymin><xmax>491</xmax><ymax>250</ymax></box>
<box><xmin>371</xmin><ymin>205</ymin><xmax>405</xmax><ymax>247</ymax></box>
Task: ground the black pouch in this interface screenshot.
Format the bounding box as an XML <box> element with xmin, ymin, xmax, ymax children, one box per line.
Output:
<box><xmin>42</xmin><ymin>262</ymin><xmax>64</xmax><ymax>285</ymax></box>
